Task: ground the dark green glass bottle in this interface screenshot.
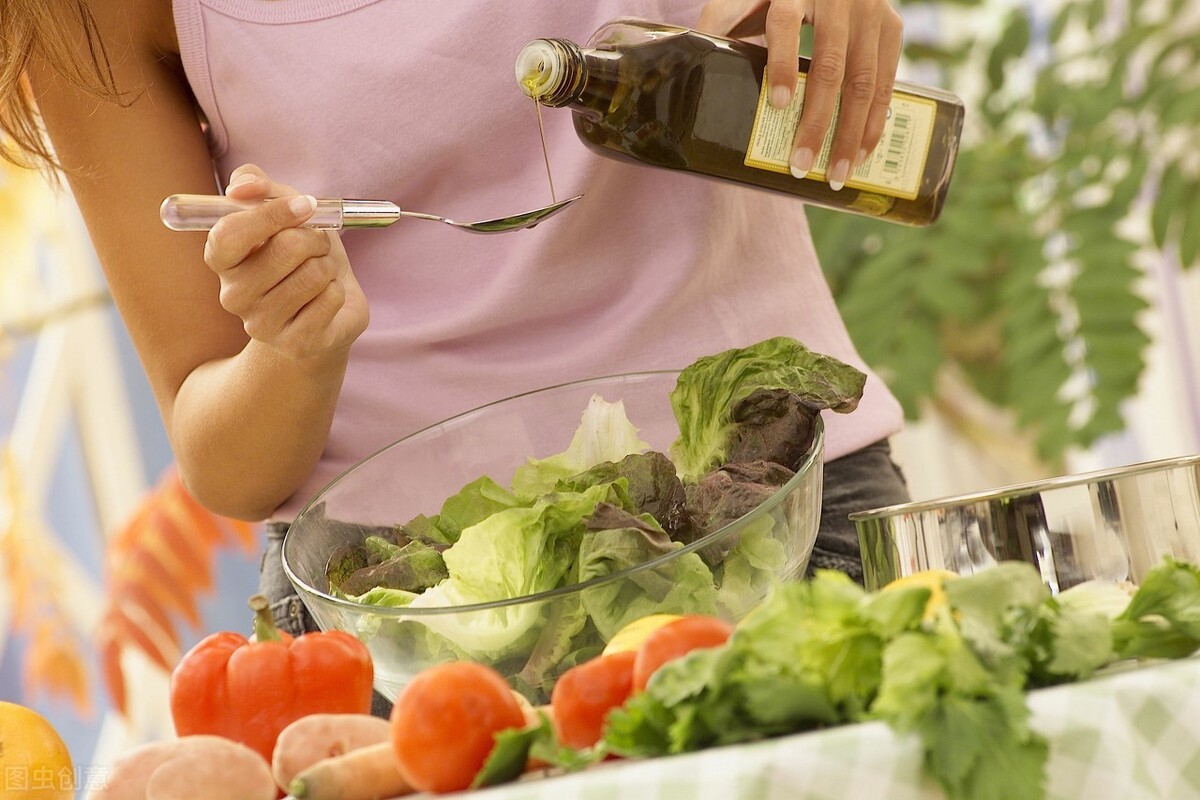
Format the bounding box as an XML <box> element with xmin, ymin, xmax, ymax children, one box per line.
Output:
<box><xmin>517</xmin><ymin>18</ymin><xmax>965</xmax><ymax>226</ymax></box>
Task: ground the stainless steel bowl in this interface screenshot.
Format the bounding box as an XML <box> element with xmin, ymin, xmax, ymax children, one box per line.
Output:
<box><xmin>851</xmin><ymin>454</ymin><xmax>1200</xmax><ymax>592</ymax></box>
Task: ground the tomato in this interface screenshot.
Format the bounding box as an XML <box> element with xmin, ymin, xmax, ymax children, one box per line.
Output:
<box><xmin>550</xmin><ymin>650</ymin><xmax>637</xmax><ymax>749</ymax></box>
<box><xmin>632</xmin><ymin>615</ymin><xmax>734</xmax><ymax>692</ymax></box>
<box><xmin>390</xmin><ymin>662</ymin><xmax>527</xmax><ymax>794</ymax></box>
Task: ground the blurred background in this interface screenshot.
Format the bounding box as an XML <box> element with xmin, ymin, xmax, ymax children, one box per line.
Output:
<box><xmin>1</xmin><ymin>0</ymin><xmax>1197</xmax><ymax>792</ymax></box>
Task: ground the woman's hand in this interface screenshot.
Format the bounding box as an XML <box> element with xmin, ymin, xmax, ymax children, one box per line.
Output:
<box><xmin>696</xmin><ymin>0</ymin><xmax>903</xmax><ymax>189</ymax></box>
<box><xmin>204</xmin><ymin>164</ymin><xmax>369</xmax><ymax>362</ymax></box>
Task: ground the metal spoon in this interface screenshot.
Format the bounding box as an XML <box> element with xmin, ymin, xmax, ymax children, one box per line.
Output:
<box><xmin>159</xmin><ymin>193</ymin><xmax>582</xmax><ymax>234</ymax></box>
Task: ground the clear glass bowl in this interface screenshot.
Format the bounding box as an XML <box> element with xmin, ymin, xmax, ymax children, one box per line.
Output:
<box><xmin>283</xmin><ymin>371</ymin><xmax>824</xmax><ymax>702</ymax></box>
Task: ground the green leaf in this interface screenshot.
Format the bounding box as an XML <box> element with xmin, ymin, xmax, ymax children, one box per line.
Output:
<box><xmin>1007</xmin><ymin>347</ymin><xmax>1070</xmax><ymax>419</ymax></box>
<box><xmin>1049</xmin><ymin>3</ymin><xmax>1076</xmax><ymax>44</ymax></box>
<box><xmin>1044</xmin><ymin>606</ymin><xmax>1115</xmax><ymax>678</ymax></box>
<box><xmin>668</xmin><ymin>336</ymin><xmax>865</xmax><ymax>479</ymax></box>
<box><xmin>949</xmin><ymin>715</ymin><xmax>1049</xmax><ymax>800</ymax></box>
<box><xmin>903</xmin><ymin>42</ymin><xmax>973</xmax><ymax>68</ymax></box>
<box><xmin>471</xmin><ymin>716</ymin><xmax>555</xmax><ymax>789</ymax></box>
<box><xmin>1003</xmin><ymin>322</ymin><xmax>1061</xmax><ymax>368</ymax></box>
<box><xmin>1179</xmin><ymin>182</ymin><xmax>1200</xmax><ymax>268</ymax></box>
<box><xmin>1076</xmin><ymin>332</ymin><xmax>1149</xmax><ymax>368</ymax></box>
<box><xmin>986</xmin><ymin>12</ymin><xmax>1032</xmax><ymax>91</ymax></box>
<box><xmin>1111</xmin><ymin>560</ymin><xmax>1200</xmax><ymax>660</ymax></box>
<box><xmin>510</xmin><ymin>396</ymin><xmax>650</xmax><ymax>498</ymax></box>
<box><xmin>741</xmin><ymin>673</ymin><xmax>839</xmax><ymax>727</ymax></box>
<box><xmin>1161</xmin><ymin>86</ymin><xmax>1200</xmax><ymax>127</ymax></box>
<box><xmin>871</xmin><ymin>632</ymin><xmax>948</xmax><ymax>731</ymax></box>
<box><xmin>860</xmin><ymin>585</ymin><xmax>930</xmax><ymax>639</ymax></box>
<box><xmin>1152</xmin><ymin>166</ymin><xmax>1190</xmax><ymax>248</ymax></box>
<box><xmin>921</xmin><ymin>694</ymin><xmax>1007</xmax><ymax>789</ymax></box>
<box><xmin>917</xmin><ymin>273</ymin><xmax>976</xmax><ymax>318</ymax></box>
<box><xmin>1071</xmin><ymin>285</ymin><xmax>1149</xmax><ymax>324</ymax></box>
<box><xmin>438</xmin><ymin>476</ymin><xmax>526</xmax><ymax>542</ymax></box>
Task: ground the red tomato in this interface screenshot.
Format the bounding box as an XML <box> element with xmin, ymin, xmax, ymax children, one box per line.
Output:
<box><xmin>550</xmin><ymin>650</ymin><xmax>637</xmax><ymax>749</ymax></box>
<box><xmin>390</xmin><ymin>662</ymin><xmax>527</xmax><ymax>794</ymax></box>
<box><xmin>632</xmin><ymin>615</ymin><xmax>734</xmax><ymax>692</ymax></box>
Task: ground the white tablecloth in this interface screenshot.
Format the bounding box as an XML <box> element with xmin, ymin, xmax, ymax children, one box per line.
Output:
<box><xmin>462</xmin><ymin>657</ymin><xmax>1200</xmax><ymax>799</ymax></box>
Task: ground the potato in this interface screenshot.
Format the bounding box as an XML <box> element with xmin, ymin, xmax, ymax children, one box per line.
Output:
<box><xmin>271</xmin><ymin>713</ymin><xmax>391</xmax><ymax>791</ymax></box>
<box><xmin>145</xmin><ymin>743</ymin><xmax>275</xmax><ymax>800</ymax></box>
<box><xmin>94</xmin><ymin>736</ymin><xmax>271</xmax><ymax>800</ymax></box>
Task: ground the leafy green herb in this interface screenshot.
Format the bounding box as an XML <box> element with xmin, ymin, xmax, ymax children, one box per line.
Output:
<box><xmin>472</xmin><ymin>713</ymin><xmax>605</xmax><ymax>789</ymax></box>
<box><xmin>602</xmin><ymin>560</ymin><xmax>1200</xmax><ymax>800</ymax></box>
<box><xmin>1112</xmin><ymin>558</ymin><xmax>1200</xmax><ymax>660</ymax></box>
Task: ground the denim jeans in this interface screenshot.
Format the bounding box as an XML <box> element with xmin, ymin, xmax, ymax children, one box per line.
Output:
<box><xmin>810</xmin><ymin>438</ymin><xmax>911</xmax><ymax>582</ymax></box>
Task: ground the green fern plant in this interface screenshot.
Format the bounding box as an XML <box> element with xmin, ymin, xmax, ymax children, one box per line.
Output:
<box><xmin>813</xmin><ymin>0</ymin><xmax>1199</xmax><ymax>465</ymax></box>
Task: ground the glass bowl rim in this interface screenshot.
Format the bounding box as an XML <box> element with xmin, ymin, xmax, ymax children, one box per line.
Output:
<box><xmin>282</xmin><ymin>369</ymin><xmax>825</xmax><ymax>617</ymax></box>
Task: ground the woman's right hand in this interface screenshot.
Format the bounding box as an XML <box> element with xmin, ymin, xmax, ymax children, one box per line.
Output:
<box><xmin>203</xmin><ymin>164</ymin><xmax>369</xmax><ymax>362</ymax></box>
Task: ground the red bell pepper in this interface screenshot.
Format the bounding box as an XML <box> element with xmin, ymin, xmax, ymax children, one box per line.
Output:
<box><xmin>169</xmin><ymin>594</ymin><xmax>374</xmax><ymax>763</ymax></box>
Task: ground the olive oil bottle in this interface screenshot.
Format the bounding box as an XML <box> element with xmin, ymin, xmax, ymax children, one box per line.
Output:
<box><xmin>516</xmin><ymin>18</ymin><xmax>965</xmax><ymax>226</ymax></box>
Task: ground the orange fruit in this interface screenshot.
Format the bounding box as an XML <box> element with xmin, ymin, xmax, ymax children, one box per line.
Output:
<box><xmin>0</xmin><ymin>702</ymin><xmax>74</xmax><ymax>800</ymax></box>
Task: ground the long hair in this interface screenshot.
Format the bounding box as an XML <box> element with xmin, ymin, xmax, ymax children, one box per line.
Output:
<box><xmin>0</xmin><ymin>1</ymin><xmax>121</xmax><ymax>175</ymax></box>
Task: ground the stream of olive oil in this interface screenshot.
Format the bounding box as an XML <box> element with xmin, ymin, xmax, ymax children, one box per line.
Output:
<box><xmin>532</xmin><ymin>95</ymin><xmax>557</xmax><ymax>204</ymax></box>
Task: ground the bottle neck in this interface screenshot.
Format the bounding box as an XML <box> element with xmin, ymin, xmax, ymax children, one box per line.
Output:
<box><xmin>515</xmin><ymin>38</ymin><xmax>621</xmax><ymax>114</ymax></box>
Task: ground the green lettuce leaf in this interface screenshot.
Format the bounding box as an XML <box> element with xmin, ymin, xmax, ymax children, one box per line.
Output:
<box><xmin>436</xmin><ymin>476</ymin><xmax>527</xmax><ymax>543</ymax></box>
<box><xmin>513</xmin><ymin>593</ymin><xmax>590</xmax><ymax>699</ymax></box>
<box><xmin>334</xmin><ymin>539</ymin><xmax>449</xmax><ymax>596</ymax></box>
<box><xmin>575</xmin><ymin>504</ymin><xmax>718</xmax><ymax>640</ymax></box>
<box><xmin>510</xmin><ymin>395</ymin><xmax>650</xmax><ymax>498</ymax></box>
<box><xmin>558</xmin><ymin>451</ymin><xmax>691</xmax><ymax>539</ymax></box>
<box><xmin>406</xmin><ymin>482</ymin><xmax>630</xmax><ymax>657</ymax></box>
<box><xmin>668</xmin><ymin>337</ymin><xmax>866</xmax><ymax>480</ymax></box>
<box><xmin>714</xmin><ymin>515</ymin><xmax>788</xmax><ymax>618</ymax></box>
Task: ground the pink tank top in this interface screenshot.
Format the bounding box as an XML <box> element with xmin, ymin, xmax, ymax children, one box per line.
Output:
<box><xmin>173</xmin><ymin>0</ymin><xmax>905</xmax><ymax>520</ymax></box>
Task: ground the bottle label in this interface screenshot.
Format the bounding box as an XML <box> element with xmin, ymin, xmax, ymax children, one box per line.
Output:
<box><xmin>744</xmin><ymin>74</ymin><xmax>937</xmax><ymax>200</ymax></box>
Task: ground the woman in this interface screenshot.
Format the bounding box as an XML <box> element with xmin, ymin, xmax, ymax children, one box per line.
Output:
<box><xmin>4</xmin><ymin>0</ymin><xmax>910</xmax><ymax>642</ymax></box>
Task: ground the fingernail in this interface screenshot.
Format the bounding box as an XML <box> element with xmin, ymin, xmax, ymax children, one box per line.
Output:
<box><xmin>228</xmin><ymin>173</ymin><xmax>256</xmax><ymax>189</ymax></box>
<box><xmin>829</xmin><ymin>160</ymin><xmax>850</xmax><ymax>191</ymax></box>
<box><xmin>790</xmin><ymin>148</ymin><xmax>814</xmax><ymax>179</ymax></box>
<box><xmin>770</xmin><ymin>84</ymin><xmax>792</xmax><ymax>109</ymax></box>
<box><xmin>854</xmin><ymin>149</ymin><xmax>869</xmax><ymax>170</ymax></box>
<box><xmin>289</xmin><ymin>195</ymin><xmax>317</xmax><ymax>216</ymax></box>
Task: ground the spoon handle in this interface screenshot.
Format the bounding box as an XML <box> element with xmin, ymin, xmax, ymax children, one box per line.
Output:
<box><xmin>159</xmin><ymin>195</ymin><xmax>403</xmax><ymax>231</ymax></box>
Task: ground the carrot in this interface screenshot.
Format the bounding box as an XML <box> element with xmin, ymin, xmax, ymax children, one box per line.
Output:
<box><xmin>288</xmin><ymin>742</ymin><xmax>412</xmax><ymax>800</ymax></box>
<box><xmin>272</xmin><ymin>714</ymin><xmax>391</xmax><ymax>791</ymax></box>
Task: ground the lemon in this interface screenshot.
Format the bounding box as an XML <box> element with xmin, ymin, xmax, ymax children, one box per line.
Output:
<box><xmin>603</xmin><ymin>614</ymin><xmax>684</xmax><ymax>655</ymax></box>
<box><xmin>0</xmin><ymin>702</ymin><xmax>75</xmax><ymax>800</ymax></box>
<box><xmin>882</xmin><ymin>569</ymin><xmax>959</xmax><ymax>620</ymax></box>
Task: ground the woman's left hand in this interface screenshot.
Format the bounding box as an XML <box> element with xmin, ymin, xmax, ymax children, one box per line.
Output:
<box><xmin>696</xmin><ymin>0</ymin><xmax>903</xmax><ymax>189</ymax></box>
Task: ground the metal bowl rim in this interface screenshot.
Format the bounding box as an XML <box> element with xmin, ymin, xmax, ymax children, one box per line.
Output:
<box><xmin>849</xmin><ymin>452</ymin><xmax>1200</xmax><ymax>522</ymax></box>
<box><xmin>282</xmin><ymin>369</ymin><xmax>824</xmax><ymax>617</ymax></box>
